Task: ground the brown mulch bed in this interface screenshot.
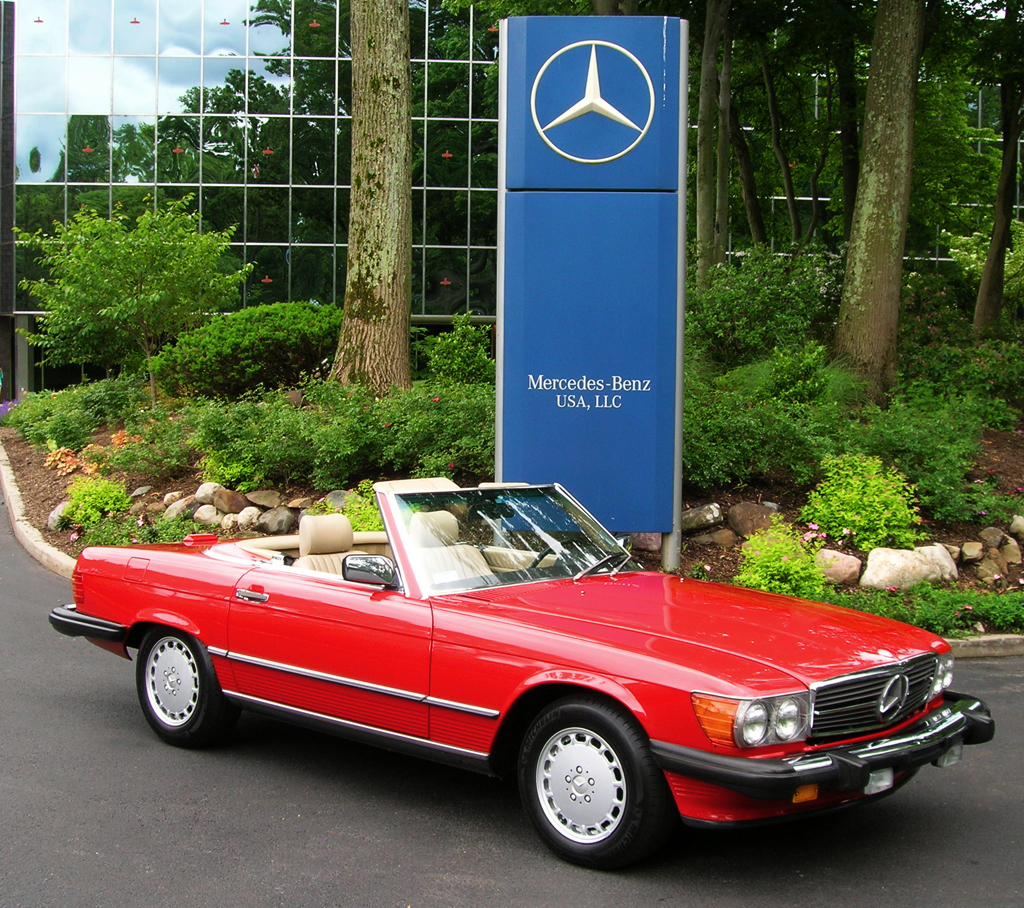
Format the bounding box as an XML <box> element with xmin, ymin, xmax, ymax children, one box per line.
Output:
<box><xmin>2</xmin><ymin>420</ymin><xmax>1023</xmax><ymax>593</ymax></box>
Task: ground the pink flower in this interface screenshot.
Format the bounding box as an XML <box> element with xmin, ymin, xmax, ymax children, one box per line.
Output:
<box><xmin>69</xmin><ymin>532</ymin><xmax>80</xmax><ymax>542</ymax></box>
<box><xmin>432</xmin><ymin>397</ymin><xmax>440</xmax><ymax>402</ymax></box>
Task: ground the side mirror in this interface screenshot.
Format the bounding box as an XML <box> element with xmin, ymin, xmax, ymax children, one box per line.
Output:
<box><xmin>343</xmin><ymin>553</ymin><xmax>399</xmax><ymax>588</ymax></box>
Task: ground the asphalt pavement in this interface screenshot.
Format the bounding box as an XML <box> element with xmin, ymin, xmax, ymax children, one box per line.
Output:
<box><xmin>2</xmin><ymin>474</ymin><xmax>1023</xmax><ymax>907</ymax></box>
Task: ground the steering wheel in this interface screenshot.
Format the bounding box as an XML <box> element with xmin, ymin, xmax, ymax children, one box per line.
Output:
<box><xmin>528</xmin><ymin>546</ymin><xmax>556</xmax><ymax>569</ymax></box>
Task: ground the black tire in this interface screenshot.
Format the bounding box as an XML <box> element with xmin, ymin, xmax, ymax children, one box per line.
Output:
<box><xmin>135</xmin><ymin>628</ymin><xmax>239</xmax><ymax>748</ymax></box>
<box><xmin>518</xmin><ymin>695</ymin><xmax>677</xmax><ymax>869</ymax></box>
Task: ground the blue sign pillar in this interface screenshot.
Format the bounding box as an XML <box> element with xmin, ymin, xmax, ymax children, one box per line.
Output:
<box><xmin>497</xmin><ymin>16</ymin><xmax>688</xmax><ymax>568</ymax></box>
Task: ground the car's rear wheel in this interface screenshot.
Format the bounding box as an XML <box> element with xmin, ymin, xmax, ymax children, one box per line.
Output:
<box><xmin>518</xmin><ymin>695</ymin><xmax>677</xmax><ymax>869</ymax></box>
<box><xmin>136</xmin><ymin>628</ymin><xmax>239</xmax><ymax>748</ymax></box>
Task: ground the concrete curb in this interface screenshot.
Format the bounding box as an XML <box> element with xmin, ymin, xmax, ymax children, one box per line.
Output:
<box><xmin>0</xmin><ymin>440</ymin><xmax>76</xmax><ymax>579</ymax></box>
<box><xmin>1</xmin><ymin>439</ymin><xmax>1022</xmax><ymax>655</ymax></box>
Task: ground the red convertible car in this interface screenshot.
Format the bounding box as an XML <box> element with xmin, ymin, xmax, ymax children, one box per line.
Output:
<box><xmin>50</xmin><ymin>479</ymin><xmax>994</xmax><ymax>868</ymax></box>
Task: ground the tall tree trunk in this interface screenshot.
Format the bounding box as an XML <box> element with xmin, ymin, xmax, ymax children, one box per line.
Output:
<box><xmin>973</xmin><ymin>42</ymin><xmax>1024</xmax><ymax>332</ymax></box>
<box><xmin>590</xmin><ymin>0</ymin><xmax>639</xmax><ymax>13</ymax></box>
<box><xmin>729</xmin><ymin>103</ymin><xmax>768</xmax><ymax>245</ymax></box>
<box><xmin>331</xmin><ymin>0</ymin><xmax>412</xmax><ymax>394</ymax></box>
<box><xmin>833</xmin><ymin>0</ymin><xmax>925</xmax><ymax>403</ymax></box>
<box><xmin>714</xmin><ymin>25</ymin><xmax>732</xmax><ymax>265</ymax></box>
<box><xmin>760</xmin><ymin>45</ymin><xmax>801</xmax><ymax>245</ymax></box>
<box><xmin>835</xmin><ymin>36</ymin><xmax>860</xmax><ymax>240</ymax></box>
<box><xmin>695</xmin><ymin>0</ymin><xmax>732</xmax><ymax>288</ymax></box>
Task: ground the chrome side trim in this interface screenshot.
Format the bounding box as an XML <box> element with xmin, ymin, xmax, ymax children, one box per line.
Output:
<box><xmin>224</xmin><ymin>650</ymin><xmax>425</xmax><ymax>702</ymax></box>
<box><xmin>208</xmin><ymin>646</ymin><xmax>228</xmax><ymax>657</ymax></box>
<box><xmin>216</xmin><ymin>649</ymin><xmax>500</xmax><ymax>718</ymax></box>
<box><xmin>424</xmin><ymin>696</ymin><xmax>500</xmax><ymax>719</ymax></box>
<box><xmin>223</xmin><ymin>690</ymin><xmax>491</xmax><ymax>762</ymax></box>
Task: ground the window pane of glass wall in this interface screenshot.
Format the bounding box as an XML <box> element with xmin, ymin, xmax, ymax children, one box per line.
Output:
<box><xmin>112</xmin><ymin>56</ymin><xmax>156</xmax><ymax>114</ymax></box>
<box><xmin>204</xmin><ymin>1</ymin><xmax>247</xmax><ymax>56</ymax></box>
<box><xmin>159</xmin><ymin>3</ymin><xmax>201</xmax><ymax>56</ymax></box>
<box><xmin>15</xmin><ymin>184</ymin><xmax>66</xmax><ymax>232</ymax></box>
<box><xmin>66</xmin><ymin>115</ymin><xmax>111</xmax><ymax>182</ymax></box>
<box><xmin>201</xmin><ymin>117</ymin><xmax>246</xmax><ymax>184</ymax></box>
<box><xmin>114</xmin><ymin>0</ymin><xmax>156</xmax><ymax>56</ymax></box>
<box><xmin>113</xmin><ymin>115</ymin><xmax>155</xmax><ymax>183</ymax></box>
<box><xmin>70</xmin><ymin>0</ymin><xmax>112</xmax><ymax>55</ymax></box>
<box><xmin>201</xmin><ymin>184</ymin><xmax>245</xmax><ymax>233</ymax></box>
<box><xmin>156</xmin><ymin>117</ymin><xmax>200</xmax><ymax>182</ymax></box>
<box><xmin>16</xmin><ymin>115</ymin><xmax>66</xmax><ymax>182</ymax></box>
<box><xmin>294</xmin><ymin>59</ymin><xmax>336</xmax><ymax>116</ymax></box>
<box><xmin>245</xmin><ymin>186</ymin><xmax>289</xmax><ymax>244</ymax></box>
<box><xmin>202</xmin><ymin>58</ymin><xmax>245</xmax><ymax>114</ymax></box>
<box><xmin>292</xmin><ymin>187</ymin><xmax>335</xmax><ymax>244</ymax></box>
<box><xmin>290</xmin><ymin>119</ymin><xmax>336</xmax><ymax>186</ymax></box>
<box><xmin>289</xmin><ymin>247</ymin><xmax>337</xmax><ymax>304</ymax></box>
<box><xmin>16</xmin><ymin>1</ymin><xmax>68</xmax><ymax>56</ymax></box>
<box><xmin>17</xmin><ymin>56</ymin><xmax>67</xmax><ymax>113</ymax></box>
<box><xmin>158</xmin><ymin>57</ymin><xmax>202</xmax><ymax>114</ymax></box>
<box><xmin>249</xmin><ymin>59</ymin><xmax>292</xmax><ymax>115</ymax></box>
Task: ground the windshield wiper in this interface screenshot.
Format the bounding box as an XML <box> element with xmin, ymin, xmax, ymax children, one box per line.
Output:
<box><xmin>574</xmin><ymin>550</ymin><xmax>632</xmax><ymax>581</ymax></box>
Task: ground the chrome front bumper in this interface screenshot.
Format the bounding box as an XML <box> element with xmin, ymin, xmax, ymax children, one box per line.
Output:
<box><xmin>651</xmin><ymin>692</ymin><xmax>994</xmax><ymax>801</ymax></box>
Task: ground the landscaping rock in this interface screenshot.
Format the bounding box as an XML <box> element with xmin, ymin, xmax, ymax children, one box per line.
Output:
<box><xmin>237</xmin><ymin>507</ymin><xmax>262</xmax><ymax>531</ymax></box>
<box><xmin>163</xmin><ymin>495</ymin><xmax>197</xmax><ymax>521</ymax></box>
<box><xmin>47</xmin><ymin>501</ymin><xmax>68</xmax><ymax>532</ymax></box>
<box><xmin>212</xmin><ymin>487</ymin><xmax>249</xmax><ymax>514</ymax></box>
<box><xmin>961</xmin><ymin>541</ymin><xmax>984</xmax><ymax>563</ymax></box>
<box><xmin>710</xmin><ymin>528</ymin><xmax>739</xmax><ymax>548</ymax></box>
<box><xmin>129</xmin><ymin>500</ymin><xmax>147</xmax><ymax>516</ymax></box>
<box><xmin>977</xmin><ymin>556</ymin><xmax>1007</xmax><ymax>587</ymax></box>
<box><xmin>163</xmin><ymin>491</ymin><xmax>184</xmax><ymax>506</ymax></box>
<box><xmin>193</xmin><ymin>504</ymin><xmax>225</xmax><ymax>526</ymax></box>
<box><xmin>1002</xmin><ymin>538</ymin><xmax>1022</xmax><ymax>565</ymax></box>
<box><xmin>1010</xmin><ymin>515</ymin><xmax>1024</xmax><ymax>541</ymax></box>
<box><xmin>324</xmin><ymin>489</ymin><xmax>357</xmax><ymax>511</ymax></box>
<box><xmin>979</xmin><ymin>526</ymin><xmax>1005</xmax><ymax>548</ymax></box>
<box><xmin>727</xmin><ymin>502</ymin><xmax>776</xmax><ymax>538</ymax></box>
<box><xmin>816</xmin><ymin>549</ymin><xmax>862</xmax><ymax>585</ymax></box>
<box><xmin>630</xmin><ymin>533</ymin><xmax>662</xmax><ymax>553</ymax></box>
<box><xmin>679</xmin><ymin>503</ymin><xmax>722</xmax><ymax>533</ymax></box>
<box><xmin>288</xmin><ymin>496</ymin><xmax>314</xmax><ymax>510</ymax></box>
<box><xmin>130</xmin><ymin>485</ymin><xmax>152</xmax><ymax>499</ymax></box>
<box><xmin>258</xmin><ymin>506</ymin><xmax>297</xmax><ymax>535</ymax></box>
<box><xmin>146</xmin><ymin>502</ymin><xmax>166</xmax><ymax>516</ymax></box>
<box><xmin>942</xmin><ymin>543</ymin><xmax>960</xmax><ymax>562</ymax></box>
<box><xmin>195</xmin><ymin>482</ymin><xmax>226</xmax><ymax>506</ymax></box>
<box><xmin>246</xmin><ymin>490</ymin><xmax>285</xmax><ymax>509</ymax></box>
<box><xmin>860</xmin><ymin>544</ymin><xmax>958</xmax><ymax>590</ymax></box>
<box><xmin>220</xmin><ymin>513</ymin><xmax>240</xmax><ymax>532</ymax></box>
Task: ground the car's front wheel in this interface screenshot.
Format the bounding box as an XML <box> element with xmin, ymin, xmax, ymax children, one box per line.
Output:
<box><xmin>136</xmin><ymin>628</ymin><xmax>239</xmax><ymax>748</ymax></box>
<box><xmin>518</xmin><ymin>695</ymin><xmax>677</xmax><ymax>869</ymax></box>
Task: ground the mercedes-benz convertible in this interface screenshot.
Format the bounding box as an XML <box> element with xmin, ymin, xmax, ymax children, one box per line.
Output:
<box><xmin>49</xmin><ymin>479</ymin><xmax>994</xmax><ymax>868</ymax></box>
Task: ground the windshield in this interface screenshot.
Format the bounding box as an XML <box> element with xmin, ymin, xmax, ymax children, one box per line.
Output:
<box><xmin>390</xmin><ymin>485</ymin><xmax>633</xmax><ymax>595</ymax></box>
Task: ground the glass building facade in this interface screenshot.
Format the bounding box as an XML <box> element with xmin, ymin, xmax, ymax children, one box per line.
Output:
<box><xmin>0</xmin><ymin>0</ymin><xmax>500</xmax><ymax>399</ymax></box>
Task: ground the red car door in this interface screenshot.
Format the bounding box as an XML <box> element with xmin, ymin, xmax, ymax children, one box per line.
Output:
<box><xmin>225</xmin><ymin>567</ymin><xmax>432</xmax><ymax>737</ymax></box>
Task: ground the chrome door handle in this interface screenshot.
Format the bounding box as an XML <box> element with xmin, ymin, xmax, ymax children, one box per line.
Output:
<box><xmin>235</xmin><ymin>588</ymin><xmax>269</xmax><ymax>603</ymax></box>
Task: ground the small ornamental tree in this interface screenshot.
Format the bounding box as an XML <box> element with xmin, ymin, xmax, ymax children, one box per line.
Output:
<box><xmin>18</xmin><ymin>197</ymin><xmax>252</xmax><ymax>401</ymax></box>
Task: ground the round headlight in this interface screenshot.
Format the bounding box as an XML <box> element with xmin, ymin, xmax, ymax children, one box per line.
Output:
<box><xmin>739</xmin><ymin>701</ymin><xmax>769</xmax><ymax>746</ymax></box>
<box><xmin>774</xmin><ymin>697</ymin><xmax>803</xmax><ymax>741</ymax></box>
<box><xmin>940</xmin><ymin>654</ymin><xmax>954</xmax><ymax>689</ymax></box>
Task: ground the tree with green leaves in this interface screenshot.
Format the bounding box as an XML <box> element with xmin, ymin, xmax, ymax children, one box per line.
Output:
<box><xmin>17</xmin><ymin>197</ymin><xmax>252</xmax><ymax>401</ymax></box>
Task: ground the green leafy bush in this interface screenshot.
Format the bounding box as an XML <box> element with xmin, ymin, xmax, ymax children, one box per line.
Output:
<box><xmin>427</xmin><ymin>313</ymin><xmax>495</xmax><ymax>384</ymax></box>
<box><xmin>734</xmin><ymin>516</ymin><xmax>829</xmax><ymax>598</ymax></box>
<box><xmin>62</xmin><ymin>477</ymin><xmax>133</xmax><ymax>528</ymax></box>
<box><xmin>102</xmin><ymin>408</ymin><xmax>195</xmax><ymax>480</ymax></box>
<box><xmin>152</xmin><ymin>302</ymin><xmax>343</xmax><ymax>398</ymax></box>
<box><xmin>836</xmin><ymin>586</ymin><xmax>988</xmax><ymax>638</ymax></box>
<box><xmin>76</xmin><ymin>514</ymin><xmax>208</xmax><ymax>548</ymax></box>
<box><xmin>687</xmin><ymin>246</ymin><xmax>842</xmax><ymax>368</ymax></box>
<box><xmin>801</xmin><ymin>454</ymin><xmax>924</xmax><ymax>551</ymax></box>
<box><xmin>309</xmin><ymin>480</ymin><xmax>384</xmax><ymax>532</ymax></box>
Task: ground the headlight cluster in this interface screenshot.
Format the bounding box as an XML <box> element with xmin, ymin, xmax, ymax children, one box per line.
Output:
<box><xmin>692</xmin><ymin>692</ymin><xmax>811</xmax><ymax>748</ymax></box>
<box><xmin>931</xmin><ymin>652</ymin><xmax>954</xmax><ymax>698</ymax></box>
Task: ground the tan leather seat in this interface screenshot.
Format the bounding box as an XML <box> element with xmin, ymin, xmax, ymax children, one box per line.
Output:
<box><xmin>407</xmin><ymin>510</ymin><xmax>492</xmax><ymax>587</ymax></box>
<box><xmin>294</xmin><ymin>513</ymin><xmax>355</xmax><ymax>574</ymax></box>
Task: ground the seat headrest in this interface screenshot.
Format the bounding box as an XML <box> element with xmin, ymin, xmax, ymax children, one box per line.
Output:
<box><xmin>408</xmin><ymin>510</ymin><xmax>459</xmax><ymax>547</ymax></box>
<box><xmin>299</xmin><ymin>513</ymin><xmax>354</xmax><ymax>556</ymax></box>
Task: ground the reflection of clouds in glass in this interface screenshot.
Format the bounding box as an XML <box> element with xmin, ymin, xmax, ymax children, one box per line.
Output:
<box><xmin>114</xmin><ymin>0</ymin><xmax>157</xmax><ymax>55</ymax></box>
<box><xmin>113</xmin><ymin>57</ymin><xmax>157</xmax><ymax>114</ymax></box>
<box><xmin>159</xmin><ymin>4</ymin><xmax>202</xmax><ymax>56</ymax></box>
<box><xmin>68</xmin><ymin>57</ymin><xmax>114</xmax><ymax>115</ymax></box>
<box><xmin>70</xmin><ymin>2</ymin><xmax>113</xmax><ymax>55</ymax></box>
<box><xmin>16</xmin><ymin>57</ymin><xmax>66</xmax><ymax>113</ymax></box>
<box><xmin>16</xmin><ymin>115</ymin><xmax>66</xmax><ymax>183</ymax></box>
<box><xmin>204</xmin><ymin>0</ymin><xmax>248</xmax><ymax>56</ymax></box>
<box><xmin>249</xmin><ymin>23</ymin><xmax>289</xmax><ymax>57</ymax></box>
<box><xmin>16</xmin><ymin>1</ymin><xmax>68</xmax><ymax>55</ymax></box>
<box><xmin>158</xmin><ymin>58</ymin><xmax>202</xmax><ymax>114</ymax></box>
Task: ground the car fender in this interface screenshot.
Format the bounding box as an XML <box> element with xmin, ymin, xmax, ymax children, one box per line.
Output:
<box><xmin>130</xmin><ymin>607</ymin><xmax>203</xmax><ymax>642</ymax></box>
<box><xmin>511</xmin><ymin>668</ymin><xmax>648</xmax><ymax>722</ymax></box>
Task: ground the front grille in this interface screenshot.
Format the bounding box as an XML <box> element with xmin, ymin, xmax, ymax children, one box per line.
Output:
<box><xmin>810</xmin><ymin>653</ymin><xmax>938</xmax><ymax>740</ymax></box>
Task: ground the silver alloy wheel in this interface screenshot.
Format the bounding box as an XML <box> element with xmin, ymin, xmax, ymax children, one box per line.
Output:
<box><xmin>144</xmin><ymin>635</ymin><xmax>200</xmax><ymax>727</ymax></box>
<box><xmin>535</xmin><ymin>726</ymin><xmax>626</xmax><ymax>844</ymax></box>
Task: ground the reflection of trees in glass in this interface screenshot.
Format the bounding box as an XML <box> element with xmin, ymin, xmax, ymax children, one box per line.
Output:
<box><xmin>64</xmin><ymin>116</ymin><xmax>112</xmax><ymax>183</ymax></box>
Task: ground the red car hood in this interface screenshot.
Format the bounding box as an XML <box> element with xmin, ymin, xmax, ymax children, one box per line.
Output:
<box><xmin>459</xmin><ymin>573</ymin><xmax>944</xmax><ymax>689</ymax></box>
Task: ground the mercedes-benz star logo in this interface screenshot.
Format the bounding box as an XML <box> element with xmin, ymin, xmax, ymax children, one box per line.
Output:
<box><xmin>530</xmin><ymin>40</ymin><xmax>655</xmax><ymax>165</ymax></box>
<box><xmin>877</xmin><ymin>674</ymin><xmax>909</xmax><ymax>722</ymax></box>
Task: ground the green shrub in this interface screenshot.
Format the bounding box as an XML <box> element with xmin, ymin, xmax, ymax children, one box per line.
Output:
<box><xmin>103</xmin><ymin>408</ymin><xmax>195</xmax><ymax>480</ymax></box>
<box><xmin>62</xmin><ymin>477</ymin><xmax>133</xmax><ymax>528</ymax></box>
<box><xmin>152</xmin><ymin>302</ymin><xmax>343</xmax><ymax>398</ymax></box>
<box><xmin>309</xmin><ymin>480</ymin><xmax>385</xmax><ymax>532</ymax></box>
<box><xmin>734</xmin><ymin>516</ymin><xmax>829</xmax><ymax>599</ymax></box>
<box><xmin>76</xmin><ymin>514</ymin><xmax>208</xmax><ymax>548</ymax></box>
<box><xmin>801</xmin><ymin>454</ymin><xmax>924</xmax><ymax>551</ymax></box>
<box><xmin>836</xmin><ymin>586</ymin><xmax>988</xmax><ymax>638</ymax></box>
<box><xmin>687</xmin><ymin>246</ymin><xmax>842</xmax><ymax>368</ymax></box>
<box><xmin>428</xmin><ymin>313</ymin><xmax>495</xmax><ymax>384</ymax></box>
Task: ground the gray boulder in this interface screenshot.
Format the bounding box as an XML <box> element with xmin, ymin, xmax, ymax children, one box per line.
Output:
<box><xmin>246</xmin><ymin>489</ymin><xmax>285</xmax><ymax>509</ymax></box>
<box><xmin>195</xmin><ymin>482</ymin><xmax>226</xmax><ymax>506</ymax></box>
<box><xmin>163</xmin><ymin>495</ymin><xmax>197</xmax><ymax>521</ymax></box>
<box><xmin>324</xmin><ymin>489</ymin><xmax>357</xmax><ymax>511</ymax></box>
<box><xmin>979</xmin><ymin>526</ymin><xmax>1005</xmax><ymax>548</ymax></box>
<box><xmin>961</xmin><ymin>541</ymin><xmax>984</xmax><ymax>563</ymax></box>
<box><xmin>257</xmin><ymin>506</ymin><xmax>297</xmax><ymax>535</ymax></box>
<box><xmin>727</xmin><ymin>502</ymin><xmax>777</xmax><ymax>538</ymax></box>
<box><xmin>860</xmin><ymin>544</ymin><xmax>958</xmax><ymax>590</ymax></box>
<box><xmin>212</xmin><ymin>487</ymin><xmax>249</xmax><ymax>514</ymax></box>
<box><xmin>1001</xmin><ymin>538</ymin><xmax>1021</xmax><ymax>565</ymax></box>
<box><xmin>237</xmin><ymin>507</ymin><xmax>262</xmax><ymax>531</ymax></box>
<box><xmin>679</xmin><ymin>503</ymin><xmax>723</xmax><ymax>533</ymax></box>
<box><xmin>630</xmin><ymin>533</ymin><xmax>662</xmax><ymax>553</ymax></box>
<box><xmin>47</xmin><ymin>501</ymin><xmax>69</xmax><ymax>532</ymax></box>
<box><xmin>193</xmin><ymin>504</ymin><xmax>225</xmax><ymax>526</ymax></box>
<box><xmin>1010</xmin><ymin>515</ymin><xmax>1024</xmax><ymax>541</ymax></box>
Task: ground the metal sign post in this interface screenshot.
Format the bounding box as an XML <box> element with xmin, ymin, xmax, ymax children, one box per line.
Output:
<box><xmin>497</xmin><ymin>16</ymin><xmax>688</xmax><ymax>569</ymax></box>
